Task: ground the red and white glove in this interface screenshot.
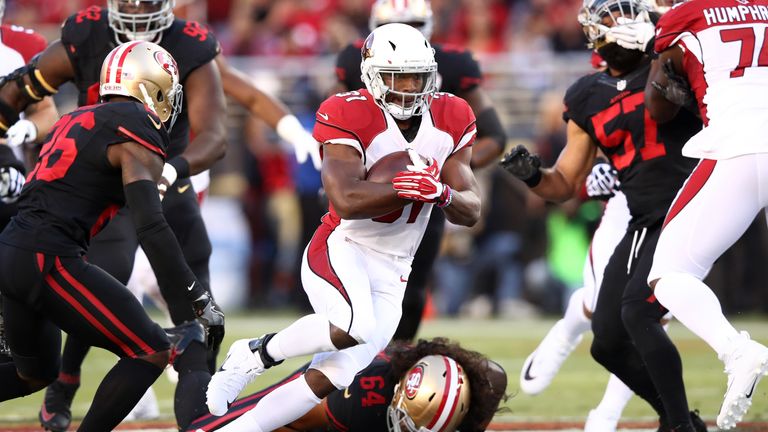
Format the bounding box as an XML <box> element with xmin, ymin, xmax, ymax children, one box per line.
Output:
<box><xmin>393</xmin><ymin>150</ymin><xmax>452</xmax><ymax>206</ymax></box>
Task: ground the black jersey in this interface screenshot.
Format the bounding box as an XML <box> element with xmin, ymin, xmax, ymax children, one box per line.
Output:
<box><xmin>324</xmin><ymin>352</ymin><xmax>397</xmax><ymax>432</ymax></box>
<box><xmin>60</xmin><ymin>6</ymin><xmax>220</xmax><ymax>159</ymax></box>
<box><xmin>336</xmin><ymin>40</ymin><xmax>482</xmax><ymax>96</ymax></box>
<box><xmin>563</xmin><ymin>60</ymin><xmax>701</xmax><ymax>228</ymax></box>
<box><xmin>0</xmin><ymin>102</ymin><xmax>168</xmax><ymax>256</ymax></box>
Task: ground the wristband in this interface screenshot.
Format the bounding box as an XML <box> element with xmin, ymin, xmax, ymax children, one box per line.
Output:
<box><xmin>523</xmin><ymin>169</ymin><xmax>542</xmax><ymax>188</ymax></box>
<box><xmin>276</xmin><ymin>114</ymin><xmax>304</xmax><ymax>144</ymax></box>
<box><xmin>167</xmin><ymin>156</ymin><xmax>190</xmax><ymax>179</ymax></box>
<box><xmin>437</xmin><ymin>185</ymin><xmax>453</xmax><ymax>208</ymax></box>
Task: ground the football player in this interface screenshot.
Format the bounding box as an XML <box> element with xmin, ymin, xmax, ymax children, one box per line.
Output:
<box><xmin>0</xmin><ymin>1</ymin><xmax>319</xmax><ymax>429</ymax></box>
<box><xmin>205</xmin><ymin>23</ymin><xmax>481</xmax><ymax>431</ymax></box>
<box><xmin>189</xmin><ymin>338</ymin><xmax>507</xmax><ymax>432</ymax></box>
<box><xmin>0</xmin><ymin>40</ymin><xmax>222</xmax><ymax>431</ymax></box>
<box><xmin>0</xmin><ymin>2</ymin><xmax>228</xmax><ymax>429</ymax></box>
<box><xmin>646</xmin><ymin>0</ymin><xmax>768</xmax><ymax>428</ymax></box>
<box><xmin>501</xmin><ymin>0</ymin><xmax>706</xmax><ymax>430</ymax></box>
<box><xmin>334</xmin><ymin>0</ymin><xmax>506</xmax><ymax>342</ymax></box>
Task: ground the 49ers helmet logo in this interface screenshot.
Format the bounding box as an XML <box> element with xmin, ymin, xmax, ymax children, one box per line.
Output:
<box><xmin>404</xmin><ymin>365</ymin><xmax>424</xmax><ymax>399</ymax></box>
<box><xmin>154</xmin><ymin>50</ymin><xmax>178</xmax><ymax>78</ymax></box>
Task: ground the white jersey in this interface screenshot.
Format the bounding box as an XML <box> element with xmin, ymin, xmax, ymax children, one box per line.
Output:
<box><xmin>312</xmin><ymin>89</ymin><xmax>476</xmax><ymax>257</ymax></box>
<box><xmin>655</xmin><ymin>0</ymin><xmax>768</xmax><ymax>159</ymax></box>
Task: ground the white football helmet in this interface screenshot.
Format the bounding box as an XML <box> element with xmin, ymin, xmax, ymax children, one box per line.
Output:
<box><xmin>108</xmin><ymin>0</ymin><xmax>176</xmax><ymax>43</ymax></box>
<box><xmin>387</xmin><ymin>355</ymin><xmax>471</xmax><ymax>432</ymax></box>
<box><xmin>578</xmin><ymin>0</ymin><xmax>651</xmax><ymax>49</ymax></box>
<box><xmin>369</xmin><ymin>0</ymin><xmax>434</xmax><ymax>40</ymax></box>
<box><xmin>361</xmin><ymin>23</ymin><xmax>437</xmax><ymax>121</ymax></box>
<box><xmin>100</xmin><ymin>41</ymin><xmax>183</xmax><ymax>130</ymax></box>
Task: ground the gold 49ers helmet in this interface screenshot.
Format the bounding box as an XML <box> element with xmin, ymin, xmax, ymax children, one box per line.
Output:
<box><xmin>100</xmin><ymin>40</ymin><xmax>183</xmax><ymax>129</ymax></box>
<box><xmin>369</xmin><ymin>0</ymin><xmax>434</xmax><ymax>40</ymax></box>
<box><xmin>387</xmin><ymin>355</ymin><xmax>471</xmax><ymax>432</ymax></box>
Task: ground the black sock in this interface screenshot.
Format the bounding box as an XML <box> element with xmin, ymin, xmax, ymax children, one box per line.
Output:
<box><xmin>174</xmin><ymin>341</ymin><xmax>211</xmax><ymax>429</ymax></box>
<box><xmin>0</xmin><ymin>363</ymin><xmax>34</xmax><ymax>401</ymax></box>
<box><xmin>78</xmin><ymin>357</ymin><xmax>162</xmax><ymax>431</ymax></box>
<box><xmin>61</xmin><ymin>335</ymin><xmax>91</xmax><ymax>377</ymax></box>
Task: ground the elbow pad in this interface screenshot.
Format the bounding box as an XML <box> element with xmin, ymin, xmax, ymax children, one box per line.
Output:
<box><xmin>0</xmin><ymin>57</ymin><xmax>59</xmax><ymax>103</ymax></box>
<box><xmin>124</xmin><ymin>180</ymin><xmax>205</xmax><ymax>301</ymax></box>
<box><xmin>475</xmin><ymin>107</ymin><xmax>507</xmax><ymax>152</ymax></box>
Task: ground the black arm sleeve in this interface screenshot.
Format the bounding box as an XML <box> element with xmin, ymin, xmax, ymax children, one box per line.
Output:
<box><xmin>124</xmin><ymin>180</ymin><xmax>205</xmax><ymax>300</ymax></box>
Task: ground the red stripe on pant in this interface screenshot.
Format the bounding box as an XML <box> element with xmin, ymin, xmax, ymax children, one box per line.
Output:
<box><xmin>49</xmin><ymin>256</ymin><xmax>155</xmax><ymax>357</ymax></box>
<box><xmin>663</xmin><ymin>159</ymin><xmax>717</xmax><ymax>229</ymax></box>
<box><xmin>307</xmin><ymin>217</ymin><xmax>352</xmax><ymax>307</ymax></box>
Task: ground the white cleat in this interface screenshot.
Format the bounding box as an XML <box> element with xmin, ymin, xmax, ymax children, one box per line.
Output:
<box><xmin>206</xmin><ymin>338</ymin><xmax>267</xmax><ymax>416</ymax></box>
<box><xmin>716</xmin><ymin>332</ymin><xmax>768</xmax><ymax>430</ymax></box>
<box><xmin>520</xmin><ymin>320</ymin><xmax>583</xmax><ymax>395</ymax></box>
<box><xmin>584</xmin><ymin>409</ymin><xmax>620</xmax><ymax>432</ymax></box>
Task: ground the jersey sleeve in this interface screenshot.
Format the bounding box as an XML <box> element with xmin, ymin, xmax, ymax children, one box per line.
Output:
<box><xmin>110</xmin><ymin>104</ymin><xmax>169</xmax><ymax>158</ymax></box>
<box><xmin>653</xmin><ymin>2</ymin><xmax>701</xmax><ymax>53</ymax></box>
<box><xmin>60</xmin><ymin>7</ymin><xmax>112</xmax><ymax>73</ymax></box>
<box><xmin>0</xmin><ymin>26</ymin><xmax>47</xmax><ymax>62</ymax></box>
<box><xmin>335</xmin><ymin>42</ymin><xmax>364</xmax><ymax>91</ymax></box>
<box><xmin>169</xmin><ymin>20</ymin><xmax>221</xmax><ymax>81</ymax></box>
<box><xmin>562</xmin><ymin>75</ymin><xmax>591</xmax><ymax>130</ymax></box>
<box><xmin>313</xmin><ymin>92</ymin><xmax>386</xmax><ymax>157</ymax></box>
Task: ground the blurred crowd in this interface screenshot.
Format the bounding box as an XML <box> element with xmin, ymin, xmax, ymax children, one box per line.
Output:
<box><xmin>5</xmin><ymin>0</ymin><xmax>768</xmax><ymax>319</ymax></box>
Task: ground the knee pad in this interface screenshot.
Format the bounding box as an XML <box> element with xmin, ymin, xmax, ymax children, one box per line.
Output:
<box><xmin>309</xmin><ymin>351</ymin><xmax>362</xmax><ymax>389</ymax></box>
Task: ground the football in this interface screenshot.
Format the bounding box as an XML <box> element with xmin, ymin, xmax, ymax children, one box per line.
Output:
<box><xmin>365</xmin><ymin>150</ymin><xmax>428</xmax><ymax>183</ymax></box>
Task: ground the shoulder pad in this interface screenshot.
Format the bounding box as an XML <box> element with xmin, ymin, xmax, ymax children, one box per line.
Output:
<box><xmin>563</xmin><ymin>73</ymin><xmax>599</xmax><ymax>125</ymax></box>
<box><xmin>162</xmin><ymin>20</ymin><xmax>221</xmax><ymax>81</ymax></box>
<box><xmin>0</xmin><ymin>25</ymin><xmax>47</xmax><ymax>63</ymax></box>
<box><xmin>429</xmin><ymin>93</ymin><xmax>477</xmax><ymax>150</ymax></box>
<box><xmin>434</xmin><ymin>44</ymin><xmax>483</xmax><ymax>94</ymax></box>
<box><xmin>313</xmin><ymin>90</ymin><xmax>386</xmax><ymax>149</ymax></box>
<box><xmin>107</xmin><ymin>102</ymin><xmax>169</xmax><ymax>158</ymax></box>
<box><xmin>61</xmin><ymin>6</ymin><xmax>108</xmax><ymax>49</ymax></box>
<box><xmin>335</xmin><ymin>43</ymin><xmax>362</xmax><ymax>86</ymax></box>
<box><xmin>654</xmin><ymin>1</ymin><xmax>701</xmax><ymax>53</ymax></box>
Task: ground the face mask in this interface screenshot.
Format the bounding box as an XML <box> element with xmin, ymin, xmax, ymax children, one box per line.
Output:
<box><xmin>597</xmin><ymin>42</ymin><xmax>645</xmax><ymax>73</ymax></box>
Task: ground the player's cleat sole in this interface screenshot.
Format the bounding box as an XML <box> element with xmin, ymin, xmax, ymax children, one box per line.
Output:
<box><xmin>717</xmin><ymin>334</ymin><xmax>768</xmax><ymax>430</ymax></box>
<box><xmin>39</xmin><ymin>380</ymin><xmax>79</xmax><ymax>432</ymax></box>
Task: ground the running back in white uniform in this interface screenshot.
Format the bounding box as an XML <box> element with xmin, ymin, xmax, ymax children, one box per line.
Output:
<box><xmin>313</xmin><ymin>89</ymin><xmax>476</xmax><ymax>258</ymax></box>
<box><xmin>304</xmin><ymin>88</ymin><xmax>476</xmax><ymax>387</ymax></box>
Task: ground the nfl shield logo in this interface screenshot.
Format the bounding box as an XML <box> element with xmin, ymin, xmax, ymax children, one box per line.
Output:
<box><xmin>617</xmin><ymin>80</ymin><xmax>627</xmax><ymax>91</ymax></box>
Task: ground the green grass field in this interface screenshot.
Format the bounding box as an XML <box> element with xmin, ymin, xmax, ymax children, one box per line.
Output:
<box><xmin>2</xmin><ymin>313</ymin><xmax>768</xmax><ymax>428</ymax></box>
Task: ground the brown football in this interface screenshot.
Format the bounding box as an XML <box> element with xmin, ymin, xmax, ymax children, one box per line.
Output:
<box><xmin>365</xmin><ymin>150</ymin><xmax>427</xmax><ymax>183</ymax></box>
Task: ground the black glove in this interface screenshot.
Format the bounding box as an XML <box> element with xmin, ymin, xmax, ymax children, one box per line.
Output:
<box><xmin>499</xmin><ymin>144</ymin><xmax>542</xmax><ymax>187</ymax></box>
<box><xmin>192</xmin><ymin>293</ymin><xmax>225</xmax><ymax>352</ymax></box>
<box><xmin>651</xmin><ymin>58</ymin><xmax>697</xmax><ymax>113</ymax></box>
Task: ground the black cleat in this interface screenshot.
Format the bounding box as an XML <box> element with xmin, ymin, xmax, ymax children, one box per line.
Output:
<box><xmin>39</xmin><ymin>380</ymin><xmax>79</xmax><ymax>432</ymax></box>
<box><xmin>657</xmin><ymin>410</ymin><xmax>709</xmax><ymax>432</ymax></box>
<box><xmin>166</xmin><ymin>320</ymin><xmax>206</xmax><ymax>365</ymax></box>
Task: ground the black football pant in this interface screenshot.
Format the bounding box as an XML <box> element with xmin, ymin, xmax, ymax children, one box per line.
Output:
<box><xmin>392</xmin><ymin>208</ymin><xmax>445</xmax><ymax>341</ymax></box>
<box><xmin>591</xmin><ymin>221</ymin><xmax>692</xmax><ymax>428</ymax></box>
<box><xmin>56</xmin><ymin>178</ymin><xmax>215</xmax><ymax>428</ymax></box>
<box><xmin>0</xmin><ymin>245</ymin><xmax>167</xmax><ymax>429</ymax></box>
